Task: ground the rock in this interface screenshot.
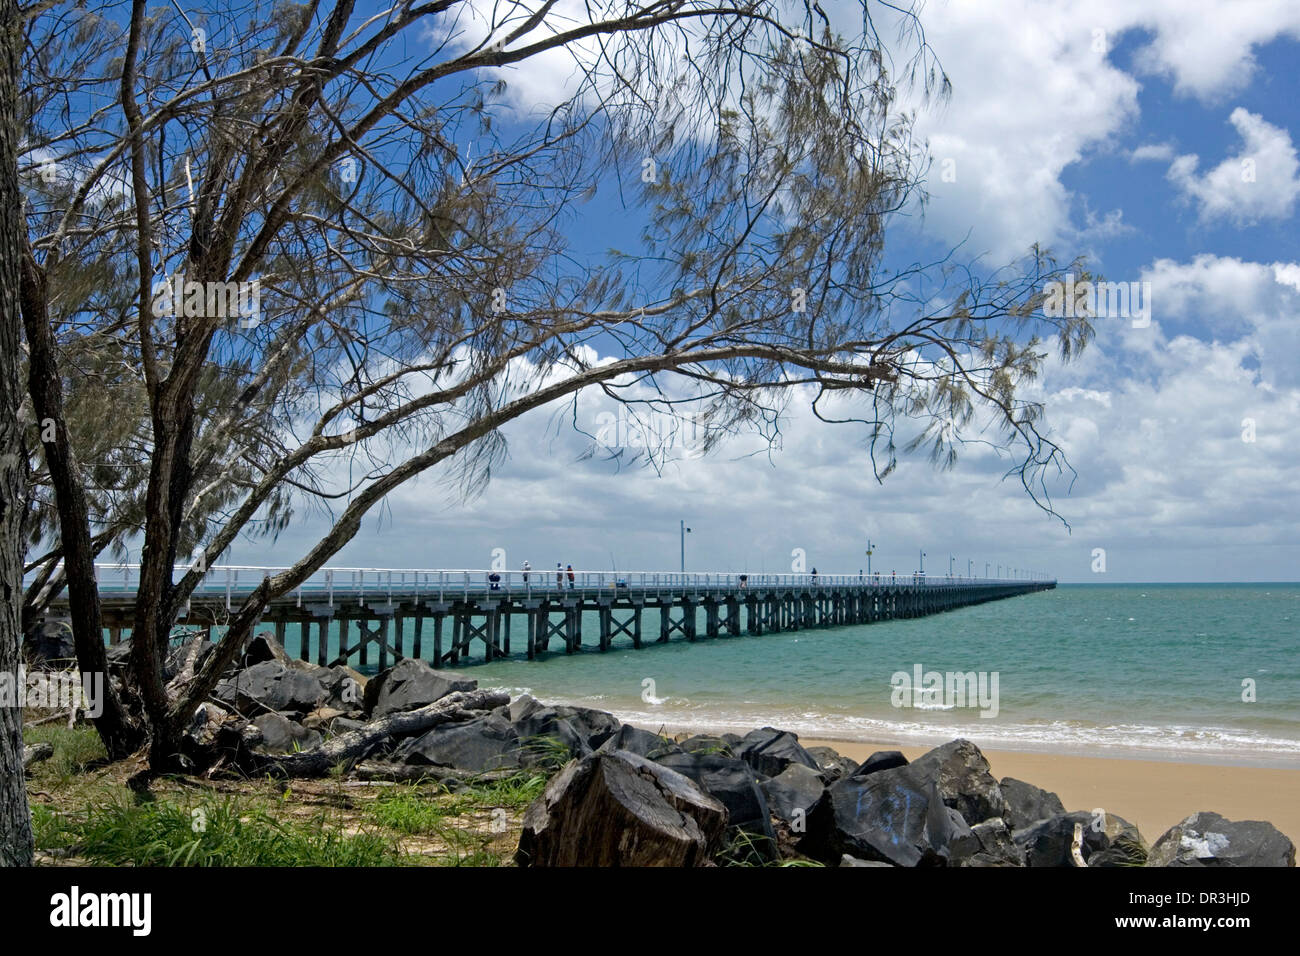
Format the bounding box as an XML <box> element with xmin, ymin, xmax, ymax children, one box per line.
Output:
<box><xmin>761</xmin><ymin>763</ymin><xmax>827</xmax><ymax>826</ymax></box>
<box><xmin>733</xmin><ymin>726</ymin><xmax>820</xmax><ymax>778</ymax></box>
<box><xmin>392</xmin><ymin>712</ymin><xmax>522</xmax><ymax>772</ymax></box>
<box><xmin>302</xmin><ymin>707</ymin><xmax>347</xmax><ymax>731</ymax></box>
<box><xmin>1147</xmin><ymin>812</ymin><xmax>1295</xmax><ymax>867</ymax></box>
<box><xmin>801</xmin><ymin>764</ymin><xmax>939</xmax><ymax>866</ymax></box>
<box><xmin>554</xmin><ymin>705</ymin><xmax>621</xmax><ymax>751</ymax></box>
<box><xmin>1000</xmin><ymin>777</ymin><xmax>1066</xmax><ymax>831</ymax></box>
<box><xmin>907</xmin><ymin>739</ymin><xmax>1005</xmax><ymax>825</ymax></box>
<box><xmin>1015</xmin><ymin>811</ymin><xmax>1148</xmax><ymax>867</ymax></box>
<box><xmin>955</xmin><ymin>818</ymin><xmax>1026</xmax><ymax>867</ymax></box>
<box><xmin>800</xmin><ymin>743</ymin><xmax>1005</xmax><ymax>867</ymax></box>
<box><xmin>853</xmin><ymin>750</ymin><xmax>908</xmax><ymax>777</ymax></box>
<box><xmin>213</xmin><ymin>660</ymin><xmax>326</xmax><ymax>716</ymax></box>
<box><xmin>242</xmin><ymin>632</ymin><xmax>291</xmax><ymax>668</ymax></box>
<box><xmin>596</xmin><ymin>724</ymin><xmax>682</xmax><ymax>760</ymax></box>
<box><xmin>806</xmin><ymin>746</ymin><xmax>857</xmax><ymax>782</ymax></box>
<box><xmin>23</xmin><ymin>622</ymin><xmax>76</xmax><ymax>667</ymax></box>
<box><xmin>316</xmin><ymin>665</ymin><xmax>365</xmax><ymax>712</ymax></box>
<box><xmin>678</xmin><ymin>734</ymin><xmax>736</xmax><ymax>757</ymax></box>
<box><xmin>507</xmin><ymin>696</ymin><xmax>618</xmax><ymax>764</ymax></box>
<box><xmin>516</xmin><ymin>750</ymin><xmax>728</xmax><ymax>866</ymax></box>
<box><xmin>655</xmin><ymin>751</ymin><xmax>777</xmax><ymax>857</ymax></box>
<box><xmin>251</xmin><ymin>712</ymin><xmax>323</xmax><ymax>754</ymax></box>
<box><xmin>363</xmin><ymin>658</ymin><xmax>477</xmax><ymax>719</ymax></box>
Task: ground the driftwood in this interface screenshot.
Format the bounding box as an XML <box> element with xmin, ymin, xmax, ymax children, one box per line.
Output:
<box><xmin>23</xmin><ymin>743</ymin><xmax>54</xmax><ymax>770</ymax></box>
<box><xmin>1070</xmin><ymin>823</ymin><xmax>1088</xmax><ymax>867</ymax></box>
<box><xmin>253</xmin><ymin>688</ymin><xmax>509</xmax><ymax>777</ymax></box>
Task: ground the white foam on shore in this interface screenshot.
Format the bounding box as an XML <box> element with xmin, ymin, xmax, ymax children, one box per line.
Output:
<box><xmin>489</xmin><ymin>688</ymin><xmax>1300</xmax><ymax>768</ymax></box>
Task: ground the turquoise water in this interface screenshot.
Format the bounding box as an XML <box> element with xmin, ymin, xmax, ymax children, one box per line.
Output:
<box><xmin>273</xmin><ymin>583</ymin><xmax>1300</xmax><ymax>765</ymax></box>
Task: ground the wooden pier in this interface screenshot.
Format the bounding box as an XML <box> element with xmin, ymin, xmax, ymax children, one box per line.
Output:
<box><xmin>57</xmin><ymin>566</ymin><xmax>1056</xmax><ymax>670</ymax></box>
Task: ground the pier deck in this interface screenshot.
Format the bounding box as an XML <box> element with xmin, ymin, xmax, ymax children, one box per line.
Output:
<box><xmin>41</xmin><ymin>566</ymin><xmax>1056</xmax><ymax>669</ymax></box>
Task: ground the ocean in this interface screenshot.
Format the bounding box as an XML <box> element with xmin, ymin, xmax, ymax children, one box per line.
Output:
<box><xmin>397</xmin><ymin>583</ymin><xmax>1300</xmax><ymax>767</ymax></box>
<box><xmin>265</xmin><ymin>583</ymin><xmax>1299</xmax><ymax>766</ymax></box>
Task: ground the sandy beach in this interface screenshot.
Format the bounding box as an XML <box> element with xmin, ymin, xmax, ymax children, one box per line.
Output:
<box><xmin>803</xmin><ymin>738</ymin><xmax>1300</xmax><ymax>849</ymax></box>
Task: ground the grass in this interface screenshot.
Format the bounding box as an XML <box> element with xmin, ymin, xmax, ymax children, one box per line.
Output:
<box><xmin>37</xmin><ymin>797</ymin><xmax>404</xmax><ymax>866</ymax></box>
<box><xmin>24</xmin><ymin>723</ymin><xmax>554</xmax><ymax>867</ymax></box>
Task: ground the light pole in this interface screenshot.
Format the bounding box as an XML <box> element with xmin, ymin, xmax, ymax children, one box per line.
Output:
<box><xmin>919</xmin><ymin>550</ymin><xmax>926</xmax><ymax>575</ymax></box>
<box><xmin>968</xmin><ymin>559</ymin><xmax>973</xmax><ymax>578</ymax></box>
<box><xmin>866</xmin><ymin>540</ymin><xmax>874</xmax><ymax>577</ymax></box>
<box><xmin>949</xmin><ymin>555</ymin><xmax>954</xmax><ymax>577</ymax></box>
<box><xmin>680</xmin><ymin>520</ymin><xmax>691</xmax><ymax>573</ymax></box>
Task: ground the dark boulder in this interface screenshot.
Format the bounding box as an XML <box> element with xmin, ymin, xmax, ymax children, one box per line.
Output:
<box><xmin>392</xmin><ymin>712</ymin><xmax>522</xmax><ymax>772</ymax></box>
<box><xmin>656</xmin><ymin>751</ymin><xmax>777</xmax><ymax>858</ymax></box>
<box><xmin>955</xmin><ymin>818</ymin><xmax>1026</xmax><ymax>867</ymax></box>
<box><xmin>242</xmin><ymin>632</ymin><xmax>291</xmax><ymax>668</ymax></box>
<box><xmin>853</xmin><ymin>750</ymin><xmax>908</xmax><ymax>777</ymax></box>
<box><xmin>507</xmin><ymin>697</ymin><xmax>596</xmax><ymax>764</ymax></box>
<box><xmin>801</xmin><ymin>763</ymin><xmax>944</xmax><ymax>866</ymax></box>
<box><xmin>806</xmin><ymin>745</ymin><xmax>858</xmax><ymax>782</ymax></box>
<box><xmin>556</xmin><ymin>706</ymin><xmax>621</xmax><ymax>751</ymax></box>
<box><xmin>516</xmin><ymin>750</ymin><xmax>728</xmax><ymax>866</ymax></box>
<box><xmin>251</xmin><ymin>712</ymin><xmax>323</xmax><ymax>754</ymax></box>
<box><xmin>678</xmin><ymin>734</ymin><xmax>736</xmax><ymax>757</ymax></box>
<box><xmin>23</xmin><ymin>622</ymin><xmax>76</xmax><ymax>667</ymax></box>
<box><xmin>733</xmin><ymin>726</ymin><xmax>820</xmax><ymax>778</ymax></box>
<box><xmin>800</xmin><ymin>741</ymin><xmax>1006</xmax><ymax>866</ymax></box>
<box><xmin>1000</xmin><ymin>777</ymin><xmax>1067</xmax><ymax>831</ymax></box>
<box><xmin>760</xmin><ymin>763</ymin><xmax>827</xmax><ymax>827</ymax></box>
<box><xmin>907</xmin><ymin>739</ymin><xmax>1005</xmax><ymax>825</ymax></box>
<box><xmin>363</xmin><ymin>658</ymin><xmax>477</xmax><ymax>719</ymax></box>
<box><xmin>1147</xmin><ymin>812</ymin><xmax>1295</xmax><ymax>867</ymax></box>
<box><xmin>1015</xmin><ymin>810</ymin><xmax>1148</xmax><ymax>867</ymax></box>
<box><xmin>596</xmin><ymin>724</ymin><xmax>682</xmax><ymax>760</ymax></box>
<box><xmin>213</xmin><ymin>660</ymin><xmax>326</xmax><ymax>716</ymax></box>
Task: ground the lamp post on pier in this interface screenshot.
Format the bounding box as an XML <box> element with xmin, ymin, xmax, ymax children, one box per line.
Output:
<box><xmin>680</xmin><ymin>520</ymin><xmax>691</xmax><ymax>573</ymax></box>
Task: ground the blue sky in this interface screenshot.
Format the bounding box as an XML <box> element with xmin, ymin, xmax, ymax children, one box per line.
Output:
<box><xmin>217</xmin><ymin>1</ymin><xmax>1300</xmax><ymax>584</ymax></box>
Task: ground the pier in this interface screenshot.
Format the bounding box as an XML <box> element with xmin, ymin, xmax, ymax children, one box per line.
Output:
<box><xmin>45</xmin><ymin>565</ymin><xmax>1057</xmax><ymax>669</ymax></box>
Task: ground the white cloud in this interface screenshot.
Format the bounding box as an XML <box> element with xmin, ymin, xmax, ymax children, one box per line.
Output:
<box><xmin>1166</xmin><ymin>108</ymin><xmax>1300</xmax><ymax>225</ymax></box>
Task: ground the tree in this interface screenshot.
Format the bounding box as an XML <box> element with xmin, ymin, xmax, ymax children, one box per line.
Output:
<box><xmin>20</xmin><ymin>1</ymin><xmax>1092</xmax><ymax>769</ymax></box>
<box><xmin>1</xmin><ymin>0</ymin><xmax>34</xmax><ymax>865</ymax></box>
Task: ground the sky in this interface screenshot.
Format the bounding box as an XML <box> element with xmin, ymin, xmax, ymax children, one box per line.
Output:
<box><xmin>223</xmin><ymin>0</ymin><xmax>1300</xmax><ymax>584</ymax></box>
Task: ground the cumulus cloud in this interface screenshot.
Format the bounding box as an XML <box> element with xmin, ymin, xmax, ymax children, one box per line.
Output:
<box><xmin>1166</xmin><ymin>108</ymin><xmax>1300</xmax><ymax>225</ymax></box>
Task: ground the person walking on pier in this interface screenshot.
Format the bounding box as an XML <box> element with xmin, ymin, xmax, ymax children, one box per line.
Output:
<box><xmin>566</xmin><ymin>564</ymin><xmax>576</xmax><ymax>588</ymax></box>
<box><xmin>522</xmin><ymin>560</ymin><xmax>531</xmax><ymax>584</ymax></box>
<box><xmin>556</xmin><ymin>563</ymin><xmax>564</xmax><ymax>588</ymax></box>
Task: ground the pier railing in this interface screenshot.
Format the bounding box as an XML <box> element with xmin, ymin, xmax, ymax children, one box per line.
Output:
<box><xmin>59</xmin><ymin>563</ymin><xmax>1054</xmax><ymax>611</ymax></box>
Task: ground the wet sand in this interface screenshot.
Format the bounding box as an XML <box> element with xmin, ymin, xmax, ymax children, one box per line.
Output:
<box><xmin>803</xmin><ymin>738</ymin><xmax>1300</xmax><ymax>847</ymax></box>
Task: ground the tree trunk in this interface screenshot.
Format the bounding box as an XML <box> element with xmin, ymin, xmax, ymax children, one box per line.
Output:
<box><xmin>20</xmin><ymin>244</ymin><xmax>142</xmax><ymax>760</ymax></box>
<box><xmin>0</xmin><ymin>0</ymin><xmax>34</xmax><ymax>865</ymax></box>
